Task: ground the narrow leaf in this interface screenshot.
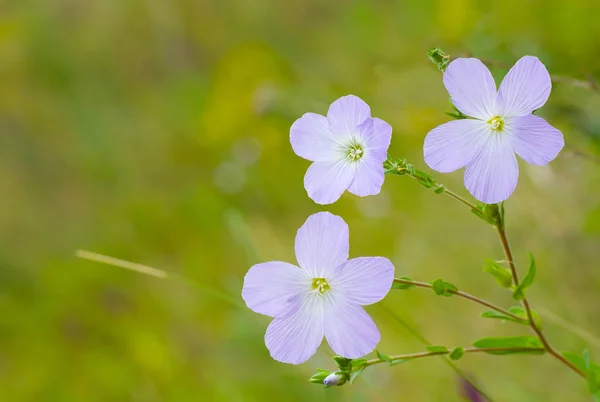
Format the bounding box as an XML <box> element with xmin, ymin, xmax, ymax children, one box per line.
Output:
<box><xmin>426</xmin><ymin>345</ymin><xmax>449</xmax><ymax>353</ymax></box>
<box><xmin>508</xmin><ymin>306</ymin><xmax>542</xmax><ymax>329</ymax></box>
<box><xmin>472</xmin><ymin>336</ymin><xmax>544</xmax><ymax>354</ymax></box>
<box><xmin>412</xmin><ymin>169</ymin><xmax>435</xmax><ymax>188</ymax></box>
<box><xmin>389</xmin><ymin>358</ymin><xmax>410</xmax><ymax>366</ymax></box>
<box><xmin>513</xmin><ymin>253</ymin><xmax>536</xmax><ymax>300</ymax></box>
<box><xmin>480</xmin><ymin>310</ymin><xmax>528</xmax><ymax>325</ymax></box>
<box><xmin>470</xmin><ymin>207</ymin><xmax>496</xmax><ymax>225</ymax></box>
<box><xmin>350</xmin><ymin>358</ymin><xmax>368</xmax><ymax>369</ymax></box>
<box><xmin>376</xmin><ymin>351</ymin><xmax>392</xmax><ymax>363</ymax></box>
<box><xmin>482</xmin><ymin>260</ymin><xmax>513</xmax><ymax>288</ymax></box>
<box><xmin>562</xmin><ymin>351</ymin><xmax>600</xmax><ymax>374</ymax></box>
<box><xmin>584</xmin><ymin>350</ymin><xmax>600</xmax><ymax>395</ymax></box>
<box><xmin>349</xmin><ymin>365</ymin><xmax>366</xmax><ymax>384</ymax></box>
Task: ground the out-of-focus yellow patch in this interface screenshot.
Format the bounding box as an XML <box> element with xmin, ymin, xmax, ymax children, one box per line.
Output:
<box><xmin>200</xmin><ymin>43</ymin><xmax>289</xmax><ymax>146</ymax></box>
<box><xmin>435</xmin><ymin>0</ymin><xmax>477</xmax><ymax>42</ymax></box>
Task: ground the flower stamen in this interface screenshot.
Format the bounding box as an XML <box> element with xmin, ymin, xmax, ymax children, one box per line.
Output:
<box><xmin>311</xmin><ymin>277</ymin><xmax>330</xmax><ymax>294</ymax></box>
<box><xmin>488</xmin><ymin>116</ymin><xmax>504</xmax><ymax>132</ymax></box>
<box><xmin>347</xmin><ymin>145</ymin><xmax>364</xmax><ymax>161</ymax></box>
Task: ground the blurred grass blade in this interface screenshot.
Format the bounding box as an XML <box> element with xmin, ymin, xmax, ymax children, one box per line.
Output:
<box><xmin>75</xmin><ymin>249</ymin><xmax>245</xmax><ymax>309</ymax></box>
<box><xmin>75</xmin><ymin>250</ymin><xmax>168</xmax><ymax>278</ymax></box>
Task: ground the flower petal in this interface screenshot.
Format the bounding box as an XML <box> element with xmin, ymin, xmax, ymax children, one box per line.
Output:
<box><xmin>347</xmin><ymin>156</ymin><xmax>384</xmax><ymax>197</ymax></box>
<box><xmin>324</xmin><ymin>298</ymin><xmax>380</xmax><ymax>359</ymax></box>
<box><xmin>295</xmin><ymin>212</ymin><xmax>349</xmax><ymax>277</ymax></box>
<box><xmin>304</xmin><ymin>160</ymin><xmax>356</xmax><ymax>205</ymax></box>
<box><xmin>464</xmin><ymin>135</ymin><xmax>519</xmax><ymax>204</ymax></box>
<box><xmin>327</xmin><ymin>95</ymin><xmax>371</xmax><ymax>137</ymax></box>
<box><xmin>265</xmin><ymin>296</ymin><xmax>324</xmax><ymax>364</ymax></box>
<box><xmin>424</xmin><ymin>119</ymin><xmax>491</xmax><ymax>173</ymax></box>
<box><xmin>242</xmin><ymin>261</ymin><xmax>310</xmax><ymax>317</ymax></box>
<box><xmin>290</xmin><ymin>112</ymin><xmax>340</xmax><ymax>162</ymax></box>
<box><xmin>497</xmin><ymin>56</ymin><xmax>551</xmax><ymax>117</ymax></box>
<box><xmin>360</xmin><ymin>117</ymin><xmax>392</xmax><ymax>161</ymax></box>
<box><xmin>443</xmin><ymin>58</ymin><xmax>497</xmax><ymax>120</ymax></box>
<box><xmin>329</xmin><ymin>257</ymin><xmax>394</xmax><ymax>306</ymax></box>
<box><xmin>508</xmin><ymin>115</ymin><xmax>564</xmax><ymax>165</ymax></box>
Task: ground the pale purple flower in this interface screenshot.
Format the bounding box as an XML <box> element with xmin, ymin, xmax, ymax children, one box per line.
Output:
<box><xmin>290</xmin><ymin>95</ymin><xmax>392</xmax><ymax>205</ymax></box>
<box><xmin>424</xmin><ymin>56</ymin><xmax>564</xmax><ymax>204</ymax></box>
<box><xmin>242</xmin><ymin>212</ymin><xmax>394</xmax><ymax>364</ymax></box>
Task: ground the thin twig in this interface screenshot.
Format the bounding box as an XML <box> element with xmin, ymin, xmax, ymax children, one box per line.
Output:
<box><xmin>495</xmin><ymin>227</ymin><xmax>587</xmax><ymax>378</ymax></box>
<box><xmin>393</xmin><ymin>278</ymin><xmax>528</xmax><ymax>323</ymax></box>
<box><xmin>380</xmin><ymin>306</ymin><xmax>495</xmax><ymax>402</ymax></box>
<box><xmin>364</xmin><ymin>347</ymin><xmax>545</xmax><ymax>368</ymax></box>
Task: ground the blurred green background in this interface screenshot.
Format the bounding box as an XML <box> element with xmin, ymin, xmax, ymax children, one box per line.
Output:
<box><xmin>2</xmin><ymin>0</ymin><xmax>600</xmax><ymax>400</ymax></box>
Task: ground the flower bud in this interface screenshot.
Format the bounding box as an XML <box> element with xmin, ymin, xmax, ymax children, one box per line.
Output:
<box><xmin>323</xmin><ymin>371</ymin><xmax>348</xmax><ymax>387</ymax></box>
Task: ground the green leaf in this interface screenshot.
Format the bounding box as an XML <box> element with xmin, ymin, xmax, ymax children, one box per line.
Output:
<box><xmin>563</xmin><ymin>351</ymin><xmax>600</xmax><ymax>374</ymax></box>
<box><xmin>392</xmin><ymin>277</ymin><xmax>415</xmax><ymax>290</ymax></box>
<box><xmin>431</xmin><ymin>279</ymin><xmax>458</xmax><ymax>297</ymax></box>
<box><xmin>427</xmin><ymin>47</ymin><xmax>450</xmax><ymax>71</ymax></box>
<box><xmin>444</xmin><ymin>111</ymin><xmax>468</xmax><ymax>120</ymax></box>
<box><xmin>482</xmin><ymin>259</ymin><xmax>513</xmax><ymax>288</ymax></box>
<box><xmin>480</xmin><ymin>310</ymin><xmax>528</xmax><ymax>325</ymax></box>
<box><xmin>412</xmin><ymin>169</ymin><xmax>435</xmax><ymax>188</ymax></box>
<box><xmin>482</xmin><ymin>203</ymin><xmax>502</xmax><ymax>227</ymax></box>
<box><xmin>426</xmin><ymin>345</ymin><xmax>449</xmax><ymax>353</ymax></box>
<box><xmin>563</xmin><ymin>351</ymin><xmax>600</xmax><ymax>397</ymax></box>
<box><xmin>389</xmin><ymin>358</ymin><xmax>410</xmax><ymax>366</ymax></box>
<box><xmin>350</xmin><ymin>358</ymin><xmax>368</xmax><ymax>369</ymax></box>
<box><xmin>433</xmin><ymin>185</ymin><xmax>445</xmax><ymax>194</ymax></box>
<box><xmin>349</xmin><ymin>365</ymin><xmax>366</xmax><ymax>384</ymax></box>
<box><xmin>584</xmin><ymin>350</ymin><xmax>600</xmax><ymax>396</ymax></box>
<box><xmin>309</xmin><ymin>369</ymin><xmax>331</xmax><ymax>384</ymax></box>
<box><xmin>472</xmin><ymin>336</ymin><xmax>544</xmax><ymax>354</ymax></box>
<box><xmin>332</xmin><ymin>356</ymin><xmax>352</xmax><ymax>370</ymax></box>
<box><xmin>376</xmin><ymin>351</ymin><xmax>392</xmax><ymax>363</ymax></box>
<box><xmin>470</xmin><ymin>206</ymin><xmax>497</xmax><ymax>225</ymax></box>
<box><xmin>507</xmin><ymin>306</ymin><xmax>542</xmax><ymax>329</ymax></box>
<box><xmin>513</xmin><ymin>253</ymin><xmax>536</xmax><ymax>300</ymax></box>
<box><xmin>449</xmin><ymin>347</ymin><xmax>464</xmax><ymax>360</ymax></box>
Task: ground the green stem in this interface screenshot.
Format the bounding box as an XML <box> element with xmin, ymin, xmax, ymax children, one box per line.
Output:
<box><xmin>364</xmin><ymin>347</ymin><xmax>545</xmax><ymax>368</ymax></box>
<box><xmin>494</xmin><ymin>226</ymin><xmax>587</xmax><ymax>378</ymax></box>
<box><xmin>393</xmin><ymin>278</ymin><xmax>528</xmax><ymax>323</ymax></box>
<box><xmin>438</xmin><ymin>185</ymin><xmax>480</xmax><ymax>210</ymax></box>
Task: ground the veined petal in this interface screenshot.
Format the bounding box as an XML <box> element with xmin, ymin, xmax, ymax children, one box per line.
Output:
<box><xmin>265</xmin><ymin>296</ymin><xmax>324</xmax><ymax>364</ymax></box>
<box><xmin>347</xmin><ymin>155</ymin><xmax>385</xmax><ymax>197</ymax></box>
<box><xmin>329</xmin><ymin>257</ymin><xmax>394</xmax><ymax>306</ymax></box>
<box><xmin>497</xmin><ymin>56</ymin><xmax>551</xmax><ymax>117</ymax></box>
<box><xmin>443</xmin><ymin>58</ymin><xmax>497</xmax><ymax>120</ymax></box>
<box><xmin>359</xmin><ymin>117</ymin><xmax>392</xmax><ymax>162</ymax></box>
<box><xmin>304</xmin><ymin>160</ymin><xmax>356</xmax><ymax>205</ymax></box>
<box><xmin>327</xmin><ymin>95</ymin><xmax>371</xmax><ymax>137</ymax></box>
<box><xmin>242</xmin><ymin>261</ymin><xmax>310</xmax><ymax>317</ymax></box>
<box><xmin>424</xmin><ymin>119</ymin><xmax>491</xmax><ymax>173</ymax></box>
<box><xmin>324</xmin><ymin>297</ymin><xmax>380</xmax><ymax>359</ymax></box>
<box><xmin>464</xmin><ymin>134</ymin><xmax>519</xmax><ymax>204</ymax></box>
<box><xmin>507</xmin><ymin>115</ymin><xmax>564</xmax><ymax>165</ymax></box>
<box><xmin>290</xmin><ymin>113</ymin><xmax>340</xmax><ymax>162</ymax></box>
<box><xmin>295</xmin><ymin>212</ymin><xmax>349</xmax><ymax>278</ymax></box>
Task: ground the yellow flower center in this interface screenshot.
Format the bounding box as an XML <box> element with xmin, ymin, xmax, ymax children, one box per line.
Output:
<box><xmin>311</xmin><ymin>277</ymin><xmax>330</xmax><ymax>294</ymax></box>
<box><xmin>347</xmin><ymin>145</ymin><xmax>364</xmax><ymax>161</ymax></box>
<box><xmin>488</xmin><ymin>116</ymin><xmax>504</xmax><ymax>132</ymax></box>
